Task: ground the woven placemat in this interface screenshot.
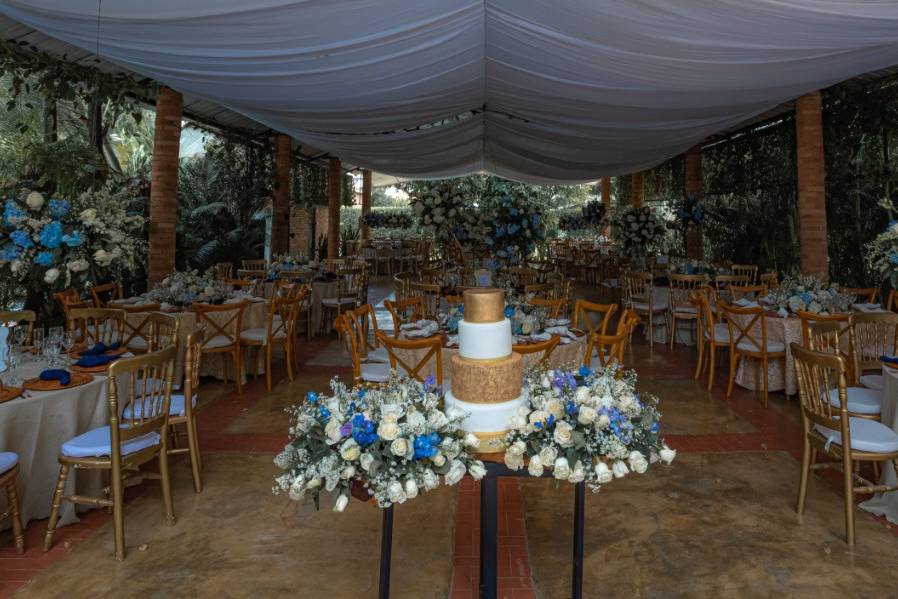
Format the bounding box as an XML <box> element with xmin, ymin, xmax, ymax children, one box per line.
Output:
<box><xmin>0</xmin><ymin>387</ymin><xmax>23</xmax><ymax>403</ymax></box>
<box><xmin>71</xmin><ymin>363</ymin><xmax>110</xmax><ymax>374</ymax></box>
<box><xmin>23</xmin><ymin>372</ymin><xmax>94</xmax><ymax>391</ymax></box>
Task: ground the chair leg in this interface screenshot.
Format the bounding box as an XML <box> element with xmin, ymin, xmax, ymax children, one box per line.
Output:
<box><xmin>191</xmin><ymin>415</ymin><xmax>204</xmax><ymax>475</ymax></box>
<box><xmin>286</xmin><ymin>340</ymin><xmax>295</xmax><ymax>382</ymax></box>
<box><xmin>670</xmin><ymin>314</ymin><xmax>676</xmax><ymax>350</ymax></box>
<box><xmin>42</xmin><ymin>464</ymin><xmax>70</xmax><ymax>552</ymax></box>
<box><xmin>5</xmin><ymin>479</ymin><xmax>24</xmax><ymax>554</ymax></box>
<box><xmin>843</xmin><ymin>451</ymin><xmax>855</xmax><ymax>546</ymax></box>
<box><xmin>159</xmin><ymin>442</ymin><xmax>177</xmax><ymax>527</ymax></box>
<box><xmin>707</xmin><ymin>347</ymin><xmax>717</xmax><ymax>392</ymax></box>
<box><xmin>796</xmin><ymin>435</ymin><xmax>811</xmax><ymax>515</ymax></box>
<box><xmin>111</xmin><ymin>463</ymin><xmax>126</xmax><ymax>561</ymax></box>
<box><xmin>234</xmin><ymin>347</ymin><xmax>243</xmax><ymax>395</ymax></box>
<box><xmin>693</xmin><ymin>334</ymin><xmax>703</xmax><ymax>380</ymax></box>
<box><xmin>762</xmin><ymin>356</ymin><xmax>769</xmax><ymax>409</ymax></box>
<box><xmin>265</xmin><ymin>344</ymin><xmax>273</xmax><ymax>392</ymax></box>
<box><xmin>727</xmin><ymin>353</ymin><xmax>739</xmax><ymax>399</ymax></box>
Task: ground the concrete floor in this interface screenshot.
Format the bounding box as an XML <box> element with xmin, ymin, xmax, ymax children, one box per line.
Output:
<box><xmin>5</xmin><ymin>277</ymin><xmax>898</xmax><ymax>598</ymax></box>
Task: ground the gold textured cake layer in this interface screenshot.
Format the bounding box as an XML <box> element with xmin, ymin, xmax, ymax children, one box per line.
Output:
<box><xmin>449</xmin><ymin>352</ymin><xmax>522</xmax><ymax>403</ymax></box>
<box><xmin>463</xmin><ymin>288</ymin><xmax>505</xmax><ymax>323</ymax></box>
<box><xmin>472</xmin><ymin>430</ymin><xmax>509</xmax><ymax>454</ymax></box>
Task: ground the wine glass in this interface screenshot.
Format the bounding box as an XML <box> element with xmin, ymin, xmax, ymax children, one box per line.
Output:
<box><xmin>61</xmin><ymin>331</ymin><xmax>75</xmax><ymax>368</ymax></box>
<box><xmin>32</xmin><ymin>327</ymin><xmax>44</xmax><ymax>355</ymax></box>
<box><xmin>48</xmin><ymin>326</ymin><xmax>63</xmax><ymax>345</ymax></box>
<box><xmin>42</xmin><ymin>338</ymin><xmax>56</xmax><ymax>369</ymax></box>
<box><xmin>12</xmin><ymin>324</ymin><xmax>27</xmax><ymax>347</ymax></box>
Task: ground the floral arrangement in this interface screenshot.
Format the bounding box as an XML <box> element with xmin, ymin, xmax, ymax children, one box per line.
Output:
<box><xmin>767</xmin><ymin>274</ymin><xmax>856</xmax><ymax>315</ymax></box>
<box><xmin>673</xmin><ymin>260</ymin><xmax>716</xmax><ymax>277</ymax></box>
<box><xmin>0</xmin><ymin>186</ymin><xmax>145</xmax><ymax>296</ymax></box>
<box><xmin>616</xmin><ymin>206</ymin><xmax>668</xmax><ymax>260</ymax></box>
<box><xmin>441</xmin><ymin>304</ymin><xmax>465</xmax><ymax>334</ymax></box>
<box><xmin>558</xmin><ymin>201</ymin><xmax>606</xmax><ymax>232</ymax></box>
<box><xmin>865</xmin><ymin>220</ymin><xmax>898</xmax><ymax>288</ymax></box>
<box><xmin>504</xmin><ymin>290</ymin><xmax>548</xmax><ymax>336</ymax></box>
<box><xmin>481</xmin><ymin>194</ymin><xmax>545</xmax><ymax>265</ymax></box>
<box><xmin>502</xmin><ymin>365</ymin><xmax>674</xmax><ymax>491</ymax></box>
<box><xmin>147</xmin><ymin>269</ymin><xmax>232</xmax><ymax>307</ymax></box>
<box><xmin>410</xmin><ymin>183</ymin><xmax>478</xmax><ymax>245</ymax></box>
<box><xmin>360</xmin><ymin>211</ymin><xmax>414</xmax><ymax>230</ymax></box>
<box><xmin>274</xmin><ymin>375</ymin><xmax>485</xmax><ymax>511</ymax></box>
<box><xmin>268</xmin><ymin>253</ymin><xmax>319</xmax><ymax>279</ymax></box>
<box><xmin>674</xmin><ymin>193</ymin><xmax>704</xmax><ymax>229</ymax></box>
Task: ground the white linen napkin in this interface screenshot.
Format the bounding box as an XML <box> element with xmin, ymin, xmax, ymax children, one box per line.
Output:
<box><xmin>777</xmin><ymin>308</ymin><xmax>788</xmax><ymax>318</ymax></box>
<box><xmin>853</xmin><ymin>303</ymin><xmax>882</xmax><ymax>313</ymax></box>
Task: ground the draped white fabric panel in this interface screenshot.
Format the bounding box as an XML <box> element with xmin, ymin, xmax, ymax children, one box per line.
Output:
<box><xmin>4</xmin><ymin>0</ymin><xmax>898</xmax><ymax>182</ymax></box>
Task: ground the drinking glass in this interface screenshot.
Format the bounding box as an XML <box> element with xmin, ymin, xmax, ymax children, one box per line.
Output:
<box><xmin>12</xmin><ymin>324</ymin><xmax>27</xmax><ymax>347</ymax></box>
<box><xmin>32</xmin><ymin>327</ymin><xmax>44</xmax><ymax>354</ymax></box>
<box><xmin>48</xmin><ymin>326</ymin><xmax>63</xmax><ymax>345</ymax></box>
<box><xmin>61</xmin><ymin>332</ymin><xmax>75</xmax><ymax>368</ymax></box>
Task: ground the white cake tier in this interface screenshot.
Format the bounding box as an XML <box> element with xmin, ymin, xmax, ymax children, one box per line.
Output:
<box><xmin>458</xmin><ymin>318</ymin><xmax>512</xmax><ymax>360</ymax></box>
<box><xmin>444</xmin><ymin>390</ymin><xmax>526</xmax><ymax>434</ymax></box>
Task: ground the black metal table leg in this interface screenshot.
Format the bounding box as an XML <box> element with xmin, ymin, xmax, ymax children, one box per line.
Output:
<box><xmin>572</xmin><ymin>481</ymin><xmax>585</xmax><ymax>599</ymax></box>
<box><xmin>379</xmin><ymin>505</ymin><xmax>394</xmax><ymax>599</ymax></box>
<box><xmin>479</xmin><ymin>472</ymin><xmax>499</xmax><ymax>599</ymax></box>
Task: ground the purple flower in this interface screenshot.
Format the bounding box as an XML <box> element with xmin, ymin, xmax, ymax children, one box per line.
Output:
<box><xmin>424</xmin><ymin>375</ymin><xmax>436</xmax><ymax>390</ymax></box>
<box><xmin>339</xmin><ymin>422</ymin><xmax>353</xmax><ymax>437</ymax></box>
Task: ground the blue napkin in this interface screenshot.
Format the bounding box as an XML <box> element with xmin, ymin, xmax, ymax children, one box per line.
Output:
<box><xmin>880</xmin><ymin>355</ymin><xmax>898</xmax><ymax>364</ymax></box>
<box><xmin>40</xmin><ymin>369</ymin><xmax>71</xmax><ymax>386</ymax></box>
<box><xmin>74</xmin><ymin>354</ymin><xmax>117</xmax><ymax>367</ymax></box>
<box><xmin>80</xmin><ymin>341</ymin><xmax>120</xmax><ymax>357</ymax></box>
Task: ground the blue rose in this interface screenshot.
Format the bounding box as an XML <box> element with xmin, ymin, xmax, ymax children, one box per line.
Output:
<box><xmin>504</xmin><ymin>306</ymin><xmax>514</xmax><ymax>318</ymax></box>
<box><xmin>39</xmin><ymin>221</ymin><xmax>63</xmax><ymax>249</ymax></box>
<box><xmin>890</xmin><ymin>252</ymin><xmax>898</xmax><ymax>266</ymax></box>
<box><xmin>62</xmin><ymin>230</ymin><xmax>84</xmax><ymax>247</ymax></box>
<box><xmin>48</xmin><ymin>198</ymin><xmax>70</xmax><ymax>219</ymax></box>
<box><xmin>35</xmin><ymin>251</ymin><xmax>53</xmax><ymax>267</ymax></box>
<box><xmin>10</xmin><ymin>230</ymin><xmax>33</xmax><ymax>249</ymax></box>
<box><xmin>1</xmin><ymin>245</ymin><xmax>21</xmax><ymax>261</ymax></box>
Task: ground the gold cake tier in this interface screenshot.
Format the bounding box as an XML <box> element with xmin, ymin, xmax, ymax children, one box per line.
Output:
<box><xmin>471</xmin><ymin>431</ymin><xmax>509</xmax><ymax>454</ymax></box>
<box><xmin>449</xmin><ymin>352</ymin><xmax>523</xmax><ymax>404</ymax></box>
<box><xmin>463</xmin><ymin>288</ymin><xmax>505</xmax><ymax>323</ymax></box>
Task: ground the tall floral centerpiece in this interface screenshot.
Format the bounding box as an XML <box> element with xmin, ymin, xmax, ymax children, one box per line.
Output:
<box><xmin>275</xmin><ymin>375</ymin><xmax>485</xmax><ymax>511</ymax></box>
<box><xmin>558</xmin><ymin>200</ymin><xmax>607</xmax><ymax>235</ymax></box>
<box><xmin>503</xmin><ymin>365</ymin><xmax>674</xmax><ymax>490</ymax></box>
<box><xmin>767</xmin><ymin>274</ymin><xmax>856</xmax><ymax>315</ymax></box>
<box><xmin>615</xmin><ymin>205</ymin><xmax>668</xmax><ymax>261</ymax></box>
<box><xmin>410</xmin><ymin>183</ymin><xmax>478</xmax><ymax>246</ymax></box>
<box><xmin>0</xmin><ymin>186</ymin><xmax>145</xmax><ymax>316</ymax></box>
<box><xmin>479</xmin><ymin>194</ymin><xmax>545</xmax><ymax>266</ymax></box>
<box><xmin>865</xmin><ymin>220</ymin><xmax>898</xmax><ymax>290</ymax></box>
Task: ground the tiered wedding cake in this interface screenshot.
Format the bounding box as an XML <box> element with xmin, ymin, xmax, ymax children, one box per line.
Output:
<box><xmin>444</xmin><ymin>288</ymin><xmax>526</xmax><ymax>453</ymax></box>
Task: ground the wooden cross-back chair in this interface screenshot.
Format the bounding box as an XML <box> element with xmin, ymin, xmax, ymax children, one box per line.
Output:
<box><xmin>351</xmin><ymin>304</ymin><xmax>390</xmax><ymax>364</ymax></box>
<box><xmin>119</xmin><ymin>304</ymin><xmax>161</xmax><ymax>352</ymax></box>
<box><xmin>621</xmin><ymin>270</ymin><xmax>667</xmax><ymax>348</ymax></box>
<box><xmin>241</xmin><ymin>296</ymin><xmax>300</xmax><ymax>392</ymax></box>
<box><xmin>584</xmin><ymin>309</ymin><xmax>638</xmax><ymax>370</ymax></box>
<box><xmin>0</xmin><ymin>310</ymin><xmax>35</xmax><ymax>345</ymax></box>
<box><xmin>335</xmin><ymin>314</ymin><xmax>391</xmax><ymax>385</ymax></box>
<box><xmin>573</xmin><ymin>300</ymin><xmax>617</xmax><ymax>338</ymax></box>
<box><xmin>841</xmin><ymin>287</ymin><xmax>878</xmax><ymax>304</ymax></box>
<box><xmin>528</xmin><ymin>297</ymin><xmax>565</xmax><ymax>319</ymax></box>
<box><xmin>43</xmin><ymin>346</ymin><xmax>178</xmax><ymax>560</ymax></box>
<box><xmin>523</xmin><ymin>283</ymin><xmax>552</xmax><ymax>296</ymax></box>
<box><xmin>193</xmin><ymin>301</ymin><xmax>248</xmax><ymax>394</ymax></box>
<box><xmin>67</xmin><ymin>307</ymin><xmax>127</xmax><ymax>347</ymax></box>
<box><xmin>720</xmin><ymin>303</ymin><xmax>785</xmax><ymax>408</ymax></box>
<box><xmin>669</xmin><ymin>274</ymin><xmax>707</xmax><ymax>349</ymax></box>
<box><xmin>54</xmin><ymin>288</ymin><xmax>91</xmax><ymax>321</ymax></box>
<box><xmin>407</xmin><ymin>281</ymin><xmax>441</xmax><ymax>320</ymax></box>
<box><xmin>792</xmin><ymin>343</ymin><xmax>898</xmax><ymax>546</ymax></box>
<box><xmin>513</xmin><ymin>335</ymin><xmax>561</xmax><ymax>367</ymax></box>
<box><xmin>89</xmin><ymin>282</ymin><xmax>123</xmax><ymax>308</ymax></box>
<box><xmin>728</xmin><ymin>284</ymin><xmax>768</xmax><ymax>303</ymax></box>
<box><xmin>376</xmin><ymin>332</ymin><xmax>443</xmax><ymax>385</ymax></box>
<box><xmin>849</xmin><ymin>311</ymin><xmax>898</xmax><ymax>392</ymax></box>
<box><xmin>730</xmin><ymin>264</ymin><xmax>759</xmax><ymax>284</ymax></box>
<box><xmin>691</xmin><ymin>289</ymin><xmax>730</xmax><ymax>391</ymax></box>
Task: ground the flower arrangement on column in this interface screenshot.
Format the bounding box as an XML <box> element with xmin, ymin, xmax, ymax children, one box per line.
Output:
<box><xmin>674</xmin><ymin>193</ymin><xmax>704</xmax><ymax>230</ymax></box>
<box><xmin>558</xmin><ymin>200</ymin><xmax>607</xmax><ymax>233</ymax></box>
<box><xmin>275</xmin><ymin>375</ymin><xmax>485</xmax><ymax>511</ymax></box>
<box><xmin>865</xmin><ymin>219</ymin><xmax>898</xmax><ymax>289</ymax></box>
<box><xmin>615</xmin><ymin>205</ymin><xmax>668</xmax><ymax>260</ymax></box>
<box><xmin>479</xmin><ymin>193</ymin><xmax>545</xmax><ymax>266</ymax></box>
<box><xmin>0</xmin><ymin>186</ymin><xmax>145</xmax><ymax>312</ymax></box>
<box><xmin>502</xmin><ymin>365</ymin><xmax>674</xmax><ymax>490</ymax></box>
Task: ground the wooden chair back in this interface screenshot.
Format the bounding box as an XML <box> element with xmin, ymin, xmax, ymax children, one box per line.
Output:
<box><xmin>512</xmin><ymin>335</ymin><xmax>561</xmax><ymax>366</ymax></box>
<box><xmin>408</xmin><ymin>281</ymin><xmax>441</xmax><ymax>319</ymax></box>
<box><xmin>728</xmin><ymin>284</ymin><xmax>767</xmax><ymax>302</ymax></box>
<box><xmin>214</xmin><ymin>263</ymin><xmax>233</xmax><ymax>280</ymax></box>
<box><xmin>144</xmin><ymin>312</ymin><xmax>181</xmax><ymax>352</ymax></box>
<box><xmin>669</xmin><ymin>274</ymin><xmax>707</xmax><ymax>311</ymax></box>
<box><xmin>242</xmin><ymin>259</ymin><xmax>267</xmax><ymax>271</ymax></box>
<box><xmin>0</xmin><ymin>310</ymin><xmax>35</xmax><ymax>344</ymax></box>
<box><xmin>528</xmin><ymin>297</ymin><xmax>564</xmax><ymax>319</ymax></box>
<box><xmin>798</xmin><ymin>310</ymin><xmax>849</xmax><ymax>350</ymax></box>
<box><xmin>334</xmin><ymin>313</ymin><xmax>363</xmax><ymax>381</ymax></box>
<box><xmin>54</xmin><ymin>288</ymin><xmax>91</xmax><ymax>319</ymax></box>
<box><xmin>759</xmin><ymin>272</ymin><xmax>779</xmax><ymax>289</ymax></box>
<box><xmin>351</xmin><ymin>304</ymin><xmax>382</xmax><ymax>359</ymax></box>
<box><xmin>192</xmin><ymin>301</ymin><xmax>248</xmax><ymax>351</ymax></box>
<box><xmin>267</xmin><ymin>296</ymin><xmax>300</xmax><ymax>340</ymax></box>
<box><xmin>120</xmin><ymin>304</ymin><xmax>161</xmax><ymax>351</ymax></box>
<box><xmin>181</xmin><ymin>327</ymin><xmax>205</xmax><ymax>420</ymax></box>
<box><xmin>714</xmin><ymin>274</ymin><xmax>748</xmax><ymax>302</ymax></box>
<box><xmin>621</xmin><ymin>271</ymin><xmax>653</xmax><ymax>307</ymax></box>
<box><xmin>384</xmin><ymin>297</ymin><xmax>426</xmax><ymax>337</ymax></box>
<box><xmin>225</xmin><ymin>278</ymin><xmax>259</xmax><ymax>296</ymax></box>
<box><xmin>524</xmin><ymin>283</ymin><xmax>552</xmax><ymax>295</ymax></box>
<box><xmin>67</xmin><ymin>308</ymin><xmax>126</xmax><ymax>347</ymax></box>
<box><xmin>89</xmin><ymin>282</ymin><xmax>123</xmax><ymax>308</ymax></box>
<box><xmin>376</xmin><ymin>332</ymin><xmax>444</xmax><ymax>385</ymax></box>
<box><xmin>842</xmin><ymin>287</ymin><xmax>878</xmax><ymax>303</ymax></box>
<box><xmin>731</xmin><ymin>264</ymin><xmax>759</xmax><ymax>284</ymax></box>
<box><xmin>849</xmin><ymin>311</ymin><xmax>898</xmax><ymax>378</ymax></box>
<box><xmin>791</xmin><ymin>343</ymin><xmax>848</xmax><ymax>435</ymax></box>
<box><xmin>720</xmin><ymin>303</ymin><xmax>769</xmax><ymax>354</ymax></box>
<box><xmin>573</xmin><ymin>300</ymin><xmax>617</xmax><ymax>337</ymax></box>
<box><xmin>111</xmin><ymin>346</ymin><xmax>177</xmax><ymax>440</ymax></box>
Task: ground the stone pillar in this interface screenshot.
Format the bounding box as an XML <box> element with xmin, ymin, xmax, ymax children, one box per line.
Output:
<box><xmin>795</xmin><ymin>92</ymin><xmax>828</xmax><ymax>277</ymax></box>
<box><xmin>148</xmin><ymin>87</ymin><xmax>182</xmax><ymax>285</ymax></box>
<box><xmin>601</xmin><ymin>177</ymin><xmax>612</xmax><ymax>236</ymax></box>
<box><xmin>631</xmin><ymin>172</ymin><xmax>644</xmax><ymax>208</ymax></box>
<box><xmin>271</xmin><ymin>134</ymin><xmax>292</xmax><ymax>256</ymax></box>
<box><xmin>684</xmin><ymin>145</ymin><xmax>704</xmax><ymax>259</ymax></box>
<box><xmin>361</xmin><ymin>170</ymin><xmax>372</xmax><ymax>242</ymax></box>
<box><xmin>327</xmin><ymin>158</ymin><xmax>342</xmax><ymax>259</ymax></box>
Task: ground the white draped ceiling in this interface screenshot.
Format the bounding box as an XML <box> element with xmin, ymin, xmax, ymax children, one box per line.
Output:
<box><xmin>4</xmin><ymin>1</ymin><xmax>898</xmax><ymax>183</ymax></box>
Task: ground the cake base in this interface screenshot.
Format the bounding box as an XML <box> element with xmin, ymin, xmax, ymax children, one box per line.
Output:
<box><xmin>444</xmin><ymin>390</ymin><xmax>527</xmax><ymax>454</ymax></box>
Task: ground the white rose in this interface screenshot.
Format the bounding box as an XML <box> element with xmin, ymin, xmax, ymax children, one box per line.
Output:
<box><xmin>333</xmin><ymin>494</ymin><xmax>349</xmax><ymax>512</ymax></box>
<box><xmin>528</xmin><ymin>455</ymin><xmax>544</xmax><ymax>477</ymax></box>
<box><xmin>421</xmin><ymin>470</ymin><xmax>439</xmax><ymax>491</ymax></box>
<box><xmin>93</xmin><ymin>249</ymin><xmax>113</xmax><ymax>267</ymax></box>
<box><xmin>340</xmin><ymin>466</ymin><xmax>356</xmax><ymax>479</ymax></box>
<box><xmin>628</xmin><ymin>451</ymin><xmax>648</xmax><ymax>474</ymax></box>
<box><xmin>67</xmin><ymin>258</ymin><xmax>89</xmax><ymax>273</ymax></box>
<box><xmin>596</xmin><ymin>414</ymin><xmax>611</xmax><ymax>429</ymax></box>
<box><xmin>44</xmin><ymin>268</ymin><xmax>60</xmax><ymax>284</ymax></box>
<box><xmin>528</xmin><ymin>410</ymin><xmax>548</xmax><ymax>428</ymax></box>
<box><xmin>575</xmin><ymin>386</ymin><xmax>590</xmax><ymax>403</ymax></box>
<box><xmin>507</xmin><ymin>440</ymin><xmax>526</xmax><ymax>457</ymax></box>
<box><xmin>387</xmin><ymin>481</ymin><xmax>406</xmax><ymax>504</ymax></box>
<box><xmin>553</xmin><ymin>457</ymin><xmax>571</xmax><ymax>480</ymax></box>
<box><xmin>538</xmin><ymin>446</ymin><xmax>558</xmax><ymax>465</ymax></box>
<box><xmin>340</xmin><ymin>439</ymin><xmax>361</xmax><ymax>461</ymax></box>
<box><xmin>325</xmin><ymin>419</ymin><xmax>343</xmax><ymax>444</ymax></box>
<box><xmin>79</xmin><ymin>208</ymin><xmax>98</xmax><ymax>224</ymax></box>
<box><xmin>509</xmin><ymin>415</ymin><xmax>527</xmax><ymax>430</ymax></box>
<box><xmin>10</xmin><ymin>259</ymin><xmax>22</xmax><ymax>273</ymax></box>
<box><xmin>545</xmin><ymin>400</ymin><xmax>564</xmax><ymax>420</ymax></box>
<box><xmin>445</xmin><ymin>459</ymin><xmax>467</xmax><ymax>485</ymax></box>
<box><xmin>427</xmin><ymin>410</ymin><xmax>448</xmax><ymax>429</ymax></box>
<box><xmin>578</xmin><ymin>406</ymin><xmax>597</xmax><ymax>425</ymax></box>
<box><xmin>612</xmin><ymin>460</ymin><xmax>629</xmax><ymax>478</ymax></box>
<box><xmin>469</xmin><ymin>461</ymin><xmax>486</xmax><ymax>480</ymax></box>
<box><xmin>553</xmin><ymin>421</ymin><xmax>574</xmax><ymax>447</ymax></box>
<box><xmin>404</xmin><ymin>479</ymin><xmax>419</xmax><ymax>499</ymax></box>
<box><xmin>464</xmin><ymin>433</ymin><xmax>481</xmax><ymax>449</ymax></box>
<box><xmin>25</xmin><ymin>191</ymin><xmax>44</xmax><ymax>210</ymax></box>
<box><xmin>390</xmin><ymin>438</ymin><xmax>410</xmax><ymax>458</ymax></box>
<box><xmin>659</xmin><ymin>445</ymin><xmax>677</xmax><ymax>464</ymax></box>
<box><xmin>360</xmin><ymin>452</ymin><xmax>374</xmax><ymax>472</ymax></box>
<box><xmin>569</xmin><ymin>461</ymin><xmax>586</xmax><ymax>483</ymax></box>
<box><xmin>504</xmin><ymin>451</ymin><xmax>524</xmax><ymax>471</ymax></box>
<box><xmin>432</xmin><ymin>452</ymin><xmax>446</xmax><ymax>467</ymax></box>
<box><xmin>306</xmin><ymin>477</ymin><xmax>322</xmax><ymax>490</ymax></box>
<box><xmin>595</xmin><ymin>462</ymin><xmax>613</xmax><ymax>484</ymax></box>
<box><xmin>377</xmin><ymin>421</ymin><xmax>400</xmax><ymax>441</ymax></box>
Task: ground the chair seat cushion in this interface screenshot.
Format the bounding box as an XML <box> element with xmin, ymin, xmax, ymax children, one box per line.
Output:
<box><xmin>61</xmin><ymin>426</ymin><xmax>160</xmax><ymax>458</ymax></box>
<box><xmin>126</xmin><ymin>336</ymin><xmax>148</xmax><ymax>351</ymax></box>
<box><xmin>205</xmin><ymin>335</ymin><xmax>235</xmax><ymax>349</ymax></box>
<box><xmin>633</xmin><ymin>300</ymin><xmax>668</xmax><ymax>313</ymax></box>
<box><xmin>673</xmin><ymin>306</ymin><xmax>697</xmax><ymax>315</ymax></box>
<box><xmin>364</xmin><ymin>347</ymin><xmax>391</xmax><ymax>364</ymax></box>
<box><xmin>814</xmin><ymin>417</ymin><xmax>898</xmax><ymax>453</ymax></box>
<box><xmin>361</xmin><ymin>362</ymin><xmax>408</xmax><ymax>382</ymax></box>
<box><xmin>704</xmin><ymin>323</ymin><xmax>730</xmax><ymax>343</ymax></box>
<box><xmin>240</xmin><ymin>327</ymin><xmax>286</xmax><ymax>344</ymax></box>
<box><xmin>123</xmin><ymin>393</ymin><xmax>198</xmax><ymax>419</ymax></box>
<box><xmin>322</xmin><ymin>297</ymin><xmax>356</xmax><ymax>307</ymax></box>
<box><xmin>860</xmin><ymin>374</ymin><xmax>884</xmax><ymax>391</ymax></box>
<box><xmin>0</xmin><ymin>452</ymin><xmax>18</xmax><ymax>474</ymax></box>
<box><xmin>588</xmin><ymin>354</ymin><xmax>613</xmax><ymax>370</ymax></box>
<box><xmin>736</xmin><ymin>339</ymin><xmax>785</xmax><ymax>353</ymax></box>
<box><xmin>826</xmin><ymin>387</ymin><xmax>882</xmax><ymax>415</ymax></box>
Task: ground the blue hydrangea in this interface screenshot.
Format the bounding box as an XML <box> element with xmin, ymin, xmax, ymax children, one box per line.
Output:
<box><xmin>1</xmin><ymin>245</ymin><xmax>20</xmax><ymax>261</ymax></box>
<box><xmin>39</xmin><ymin>221</ymin><xmax>64</xmax><ymax>249</ymax></box>
<box><xmin>2</xmin><ymin>200</ymin><xmax>26</xmax><ymax>228</ymax></box>
<box><xmin>889</xmin><ymin>252</ymin><xmax>898</xmax><ymax>266</ymax></box>
<box><xmin>62</xmin><ymin>230</ymin><xmax>85</xmax><ymax>247</ymax></box>
<box><xmin>48</xmin><ymin>198</ymin><xmax>70</xmax><ymax>219</ymax></box>
<box><xmin>10</xmin><ymin>229</ymin><xmax>33</xmax><ymax>249</ymax></box>
<box><xmin>35</xmin><ymin>251</ymin><xmax>53</xmax><ymax>267</ymax></box>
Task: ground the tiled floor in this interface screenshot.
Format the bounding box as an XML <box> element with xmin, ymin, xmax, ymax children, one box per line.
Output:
<box><xmin>3</xmin><ymin>278</ymin><xmax>898</xmax><ymax>598</ymax></box>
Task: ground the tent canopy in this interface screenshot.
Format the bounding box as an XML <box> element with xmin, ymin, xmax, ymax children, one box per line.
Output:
<box><xmin>3</xmin><ymin>0</ymin><xmax>898</xmax><ymax>183</ymax></box>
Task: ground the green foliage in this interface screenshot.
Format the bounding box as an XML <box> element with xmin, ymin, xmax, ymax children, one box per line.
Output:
<box><xmin>292</xmin><ymin>160</ymin><xmax>328</xmax><ymax>207</ymax></box>
<box><xmin>401</xmin><ymin>174</ymin><xmax>591</xmax><ymax>211</ymax></box>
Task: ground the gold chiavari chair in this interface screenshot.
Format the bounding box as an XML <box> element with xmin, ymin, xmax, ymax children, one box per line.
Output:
<box><xmin>241</xmin><ymin>296</ymin><xmax>300</xmax><ymax>392</ymax></box>
<box><xmin>214</xmin><ymin>262</ymin><xmax>233</xmax><ymax>280</ymax></box>
<box><xmin>721</xmin><ymin>303</ymin><xmax>785</xmax><ymax>407</ymax></box>
<box><xmin>144</xmin><ymin>312</ymin><xmax>181</xmax><ymax>352</ymax></box>
<box><xmin>713</xmin><ymin>274</ymin><xmax>748</xmax><ymax>304</ymax></box>
<box><xmin>731</xmin><ymin>264</ymin><xmax>759</xmax><ymax>284</ymax></box>
<box><xmin>622</xmin><ymin>270</ymin><xmax>668</xmax><ymax>348</ymax></box>
<box><xmin>320</xmin><ymin>268</ymin><xmax>364</xmax><ymax>333</ymax></box>
<box><xmin>193</xmin><ymin>301</ymin><xmax>248</xmax><ymax>394</ymax></box>
<box><xmin>89</xmin><ymin>282</ymin><xmax>123</xmax><ymax>308</ymax></box>
<box><xmin>842</xmin><ymin>287</ymin><xmax>879</xmax><ymax>304</ymax></box>
<box><xmin>528</xmin><ymin>297</ymin><xmax>564</xmax><ymax>319</ymax></box>
<box><xmin>377</xmin><ymin>332</ymin><xmax>443</xmax><ymax>385</ymax></box>
<box><xmin>0</xmin><ymin>452</ymin><xmax>24</xmax><ymax>553</ymax></box>
<box><xmin>0</xmin><ymin>310</ymin><xmax>35</xmax><ymax>345</ymax></box>
<box><xmin>43</xmin><ymin>347</ymin><xmax>178</xmax><ymax>560</ymax></box>
<box><xmin>408</xmin><ymin>281</ymin><xmax>442</xmax><ymax>320</ymax></box>
<box><xmin>242</xmin><ymin>259</ymin><xmax>267</xmax><ymax>272</ymax></box>
<box><xmin>759</xmin><ymin>272</ymin><xmax>779</xmax><ymax>289</ymax></box>
<box><xmin>849</xmin><ymin>311</ymin><xmax>898</xmax><ymax>392</ymax></box>
<box><xmin>728</xmin><ymin>284</ymin><xmax>768</xmax><ymax>302</ymax></box>
<box><xmin>691</xmin><ymin>290</ymin><xmax>730</xmax><ymax>391</ymax></box>
<box><xmin>668</xmin><ymin>274</ymin><xmax>707</xmax><ymax>349</ymax></box>
<box><xmin>384</xmin><ymin>297</ymin><xmax>426</xmax><ymax>337</ymax></box>
<box><xmin>798</xmin><ymin>310</ymin><xmax>850</xmax><ymax>350</ymax></box>
<box><xmin>792</xmin><ymin>343</ymin><xmax>898</xmax><ymax>546</ymax></box>
<box><xmin>334</xmin><ymin>314</ymin><xmax>392</xmax><ymax>385</ymax></box>
<box><xmin>67</xmin><ymin>307</ymin><xmax>126</xmax><ymax>347</ymax></box>
<box><xmin>393</xmin><ymin>272</ymin><xmax>413</xmax><ymax>302</ymax></box>
<box><xmin>513</xmin><ymin>335</ymin><xmax>561</xmax><ymax>366</ymax></box>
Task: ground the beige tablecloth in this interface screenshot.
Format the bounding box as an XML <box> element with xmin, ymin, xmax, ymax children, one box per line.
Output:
<box><xmin>732</xmin><ymin>314</ymin><xmax>797</xmax><ymax>395</ymax></box>
<box><xmin>0</xmin><ymin>357</ymin><xmax>110</xmax><ymax>530</ymax></box>
<box><xmin>860</xmin><ymin>365</ymin><xmax>898</xmax><ymax>522</ymax></box>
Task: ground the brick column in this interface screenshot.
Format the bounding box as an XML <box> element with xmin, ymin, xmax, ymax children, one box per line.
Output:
<box><xmin>684</xmin><ymin>145</ymin><xmax>704</xmax><ymax>259</ymax></box>
<box><xmin>271</xmin><ymin>134</ymin><xmax>292</xmax><ymax>255</ymax></box>
<box><xmin>327</xmin><ymin>158</ymin><xmax>342</xmax><ymax>259</ymax></box>
<box><xmin>795</xmin><ymin>92</ymin><xmax>828</xmax><ymax>276</ymax></box>
<box><xmin>361</xmin><ymin>170</ymin><xmax>372</xmax><ymax>242</ymax></box>
<box><xmin>631</xmin><ymin>172</ymin><xmax>644</xmax><ymax>207</ymax></box>
<box><xmin>148</xmin><ymin>87</ymin><xmax>182</xmax><ymax>285</ymax></box>
<box><xmin>601</xmin><ymin>177</ymin><xmax>612</xmax><ymax>236</ymax></box>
